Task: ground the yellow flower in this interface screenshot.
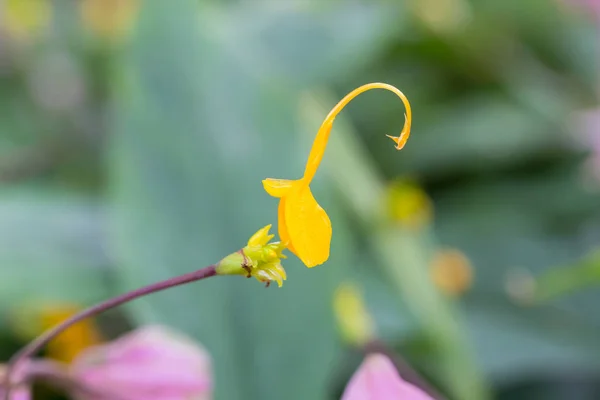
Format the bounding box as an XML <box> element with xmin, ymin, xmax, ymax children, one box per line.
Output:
<box><xmin>80</xmin><ymin>0</ymin><xmax>139</xmax><ymax>41</ymax></box>
<box><xmin>430</xmin><ymin>249</ymin><xmax>473</xmax><ymax>297</ymax></box>
<box><xmin>3</xmin><ymin>0</ymin><xmax>51</xmax><ymax>40</ymax></box>
<box><xmin>12</xmin><ymin>303</ymin><xmax>103</xmax><ymax>363</ymax></box>
<box><xmin>40</xmin><ymin>304</ymin><xmax>104</xmax><ymax>362</ymax></box>
<box><xmin>386</xmin><ymin>180</ymin><xmax>432</xmax><ymax>229</ymax></box>
<box><xmin>263</xmin><ymin>82</ymin><xmax>412</xmax><ymax>267</ymax></box>
<box><xmin>333</xmin><ymin>282</ymin><xmax>376</xmax><ymax>347</ymax></box>
<box><xmin>216</xmin><ymin>225</ymin><xmax>288</xmax><ymax>287</ymax></box>
<box><xmin>409</xmin><ymin>0</ymin><xmax>471</xmax><ymax>35</ymax></box>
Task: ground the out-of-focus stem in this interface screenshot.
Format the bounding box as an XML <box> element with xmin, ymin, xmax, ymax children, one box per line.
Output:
<box><xmin>3</xmin><ymin>265</ymin><xmax>217</xmax><ymax>400</ymax></box>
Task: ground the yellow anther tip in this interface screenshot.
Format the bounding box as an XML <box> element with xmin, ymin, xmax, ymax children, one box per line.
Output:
<box><xmin>386</xmin><ymin>135</ymin><xmax>405</xmax><ymax>150</ymax></box>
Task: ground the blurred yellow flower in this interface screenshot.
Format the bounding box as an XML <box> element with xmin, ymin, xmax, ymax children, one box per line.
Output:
<box><xmin>12</xmin><ymin>303</ymin><xmax>103</xmax><ymax>363</ymax></box>
<box><xmin>333</xmin><ymin>282</ymin><xmax>376</xmax><ymax>347</ymax></box>
<box><xmin>3</xmin><ymin>0</ymin><xmax>51</xmax><ymax>40</ymax></box>
<box><xmin>217</xmin><ymin>225</ymin><xmax>288</xmax><ymax>287</ymax></box>
<box><xmin>409</xmin><ymin>0</ymin><xmax>471</xmax><ymax>34</ymax></box>
<box><xmin>40</xmin><ymin>305</ymin><xmax>103</xmax><ymax>362</ymax></box>
<box><xmin>430</xmin><ymin>249</ymin><xmax>473</xmax><ymax>296</ymax></box>
<box><xmin>386</xmin><ymin>180</ymin><xmax>432</xmax><ymax>229</ymax></box>
<box><xmin>80</xmin><ymin>0</ymin><xmax>139</xmax><ymax>41</ymax></box>
<box><xmin>264</xmin><ymin>83</ymin><xmax>412</xmax><ymax>267</ymax></box>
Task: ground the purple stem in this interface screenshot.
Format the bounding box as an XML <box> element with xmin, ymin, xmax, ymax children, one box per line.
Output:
<box><xmin>3</xmin><ymin>264</ymin><xmax>217</xmax><ymax>400</ymax></box>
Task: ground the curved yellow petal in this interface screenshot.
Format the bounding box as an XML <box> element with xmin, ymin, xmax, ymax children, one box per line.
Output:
<box><xmin>285</xmin><ymin>185</ymin><xmax>332</xmax><ymax>268</ymax></box>
<box><xmin>262</xmin><ymin>178</ymin><xmax>294</xmax><ymax>198</ymax></box>
<box><xmin>278</xmin><ymin>197</ymin><xmax>295</xmax><ymax>254</ymax></box>
<box><xmin>302</xmin><ymin>118</ymin><xmax>333</xmax><ymax>184</ymax></box>
<box><xmin>302</xmin><ymin>82</ymin><xmax>412</xmax><ymax>183</ymax></box>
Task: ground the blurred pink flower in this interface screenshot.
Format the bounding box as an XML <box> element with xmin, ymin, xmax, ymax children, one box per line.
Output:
<box><xmin>0</xmin><ymin>363</ymin><xmax>30</xmax><ymax>400</ymax></box>
<box><xmin>0</xmin><ymin>385</ymin><xmax>29</xmax><ymax>400</ymax></box>
<box><xmin>0</xmin><ymin>388</ymin><xmax>29</xmax><ymax>400</ymax></box>
<box><xmin>342</xmin><ymin>354</ymin><xmax>433</xmax><ymax>400</ymax></box>
<box><xmin>561</xmin><ymin>0</ymin><xmax>600</xmax><ymax>22</ymax></box>
<box><xmin>575</xmin><ymin>109</ymin><xmax>600</xmax><ymax>182</ymax></box>
<box><xmin>70</xmin><ymin>325</ymin><xmax>212</xmax><ymax>400</ymax></box>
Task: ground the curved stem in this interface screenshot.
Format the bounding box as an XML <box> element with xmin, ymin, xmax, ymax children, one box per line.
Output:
<box><xmin>302</xmin><ymin>82</ymin><xmax>412</xmax><ymax>182</ymax></box>
<box><xmin>3</xmin><ymin>264</ymin><xmax>217</xmax><ymax>400</ymax></box>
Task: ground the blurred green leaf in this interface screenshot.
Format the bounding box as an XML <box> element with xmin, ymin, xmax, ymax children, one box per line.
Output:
<box><xmin>0</xmin><ymin>90</ymin><xmax>44</xmax><ymax>156</ymax></box>
<box><xmin>435</xmin><ymin>164</ymin><xmax>600</xmax><ymax>232</ymax></box>
<box><xmin>435</xmin><ymin>179</ymin><xmax>600</xmax><ymax>377</ymax></box>
<box><xmin>533</xmin><ymin>249</ymin><xmax>600</xmax><ymax>302</ymax></box>
<box><xmin>204</xmin><ymin>1</ymin><xmax>407</xmax><ymax>86</ymax></box>
<box><xmin>0</xmin><ymin>188</ymin><xmax>111</xmax><ymax>316</ymax></box>
<box><xmin>381</xmin><ymin>95</ymin><xmax>566</xmax><ymax>177</ymax></box>
<box><xmin>0</xmin><ymin>0</ymin><xmax>597</xmax><ymax>398</ymax></box>
<box><xmin>464</xmin><ymin>295</ymin><xmax>600</xmax><ymax>379</ymax></box>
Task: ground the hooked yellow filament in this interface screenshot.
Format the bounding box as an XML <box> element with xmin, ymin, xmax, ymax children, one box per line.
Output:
<box><xmin>302</xmin><ymin>82</ymin><xmax>412</xmax><ymax>183</ymax></box>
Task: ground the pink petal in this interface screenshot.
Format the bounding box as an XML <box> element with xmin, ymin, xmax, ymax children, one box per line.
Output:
<box><xmin>0</xmin><ymin>389</ymin><xmax>29</xmax><ymax>400</ymax></box>
<box><xmin>71</xmin><ymin>325</ymin><xmax>212</xmax><ymax>400</ymax></box>
<box><xmin>0</xmin><ymin>362</ymin><xmax>31</xmax><ymax>400</ymax></box>
<box><xmin>342</xmin><ymin>354</ymin><xmax>433</xmax><ymax>400</ymax></box>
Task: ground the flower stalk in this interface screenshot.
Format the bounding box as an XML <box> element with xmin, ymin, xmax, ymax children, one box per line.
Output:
<box><xmin>4</xmin><ymin>223</ymin><xmax>288</xmax><ymax>400</ymax></box>
<box><xmin>2</xmin><ymin>264</ymin><xmax>217</xmax><ymax>400</ymax></box>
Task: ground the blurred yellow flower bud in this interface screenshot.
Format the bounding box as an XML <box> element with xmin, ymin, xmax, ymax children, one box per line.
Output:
<box><xmin>333</xmin><ymin>282</ymin><xmax>376</xmax><ymax>347</ymax></box>
<box><xmin>80</xmin><ymin>0</ymin><xmax>139</xmax><ymax>41</ymax></box>
<box><xmin>3</xmin><ymin>0</ymin><xmax>51</xmax><ymax>41</ymax></box>
<box><xmin>386</xmin><ymin>180</ymin><xmax>433</xmax><ymax>229</ymax></box>
<box><xmin>430</xmin><ymin>249</ymin><xmax>473</xmax><ymax>297</ymax></box>
<box><xmin>11</xmin><ymin>303</ymin><xmax>103</xmax><ymax>363</ymax></box>
<box><xmin>409</xmin><ymin>0</ymin><xmax>471</xmax><ymax>35</ymax></box>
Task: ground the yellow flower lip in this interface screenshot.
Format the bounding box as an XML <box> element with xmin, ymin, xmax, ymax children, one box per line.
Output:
<box><xmin>264</xmin><ymin>82</ymin><xmax>412</xmax><ymax>268</ymax></box>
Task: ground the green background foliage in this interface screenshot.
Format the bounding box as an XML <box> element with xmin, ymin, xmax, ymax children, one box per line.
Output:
<box><xmin>1</xmin><ymin>0</ymin><xmax>599</xmax><ymax>399</ymax></box>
